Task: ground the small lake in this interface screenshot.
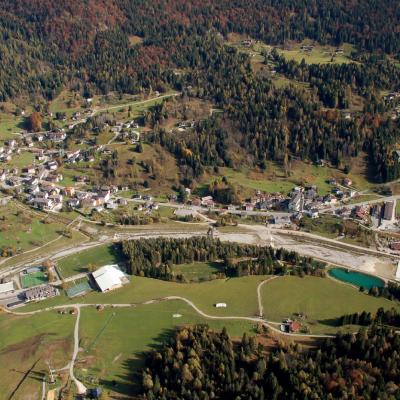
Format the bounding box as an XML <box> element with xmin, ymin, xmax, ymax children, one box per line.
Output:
<box><xmin>329</xmin><ymin>267</ymin><xmax>385</xmax><ymax>290</ymax></box>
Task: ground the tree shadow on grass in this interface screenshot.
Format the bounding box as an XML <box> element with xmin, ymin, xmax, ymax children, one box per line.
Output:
<box><xmin>317</xmin><ymin>317</ymin><xmax>341</xmax><ymax>327</ymax></box>
<box><xmin>99</xmin><ymin>328</ymin><xmax>178</xmax><ymax>397</ymax></box>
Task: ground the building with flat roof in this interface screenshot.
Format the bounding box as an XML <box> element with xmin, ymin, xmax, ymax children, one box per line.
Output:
<box><xmin>25</xmin><ymin>285</ymin><xmax>58</xmax><ymax>302</ymax></box>
<box><xmin>383</xmin><ymin>201</ymin><xmax>396</xmax><ymax>222</ymax></box>
<box><xmin>0</xmin><ymin>281</ymin><xmax>14</xmax><ymax>295</ymax></box>
<box><xmin>92</xmin><ymin>264</ymin><xmax>128</xmax><ymax>292</ymax></box>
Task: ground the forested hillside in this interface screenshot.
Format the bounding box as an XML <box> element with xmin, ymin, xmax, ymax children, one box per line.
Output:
<box><xmin>142</xmin><ymin>325</ymin><xmax>400</xmax><ymax>399</ymax></box>
<box><xmin>1</xmin><ymin>0</ymin><xmax>399</xmax><ymax>101</ymax></box>
<box><xmin>1</xmin><ymin>0</ymin><xmax>400</xmax><ymax>182</ymax></box>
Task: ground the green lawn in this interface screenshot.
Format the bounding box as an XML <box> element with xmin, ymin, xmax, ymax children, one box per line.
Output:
<box><xmin>0</xmin><ymin>113</ymin><xmax>25</xmax><ymax>141</ymax></box>
<box><xmin>4</xmin><ymin>151</ymin><xmax>35</xmax><ymax>168</ymax></box>
<box><xmin>172</xmin><ymin>262</ymin><xmax>224</xmax><ymax>281</ymax></box>
<box><xmin>200</xmin><ymin>156</ymin><xmax>374</xmax><ymax>198</ymax></box>
<box><xmin>300</xmin><ymin>215</ymin><xmax>342</xmax><ymax>238</ymax></box>
<box><xmin>261</xmin><ymin>276</ymin><xmax>398</xmax><ymax>333</ymax></box>
<box><xmin>20</xmin><ymin>272</ymin><xmax>400</xmax><ymax>335</ymax></box>
<box><xmin>0</xmin><ymin>203</ymin><xmax>65</xmax><ymax>253</ymax></box>
<box><xmin>209</xmin><ymin>162</ymin><xmax>337</xmax><ymax>196</ymax></box>
<box><xmin>345</xmin><ymin>194</ymin><xmax>382</xmax><ymax>205</ymax></box>
<box><xmin>79</xmin><ymin>301</ymin><xmax>255</xmax><ymax>395</ymax></box>
<box><xmin>21</xmin><ymin>275</ymin><xmax>266</xmax><ymax>317</ymax></box>
<box><xmin>57</xmin><ymin>244</ymin><xmax>126</xmax><ymax>278</ymax></box>
<box><xmin>0</xmin><ymin>312</ymin><xmax>74</xmax><ymax>400</ymax></box>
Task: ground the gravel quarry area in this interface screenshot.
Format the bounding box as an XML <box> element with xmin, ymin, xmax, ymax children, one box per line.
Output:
<box><xmin>217</xmin><ymin>227</ymin><xmax>397</xmax><ymax>281</ymax></box>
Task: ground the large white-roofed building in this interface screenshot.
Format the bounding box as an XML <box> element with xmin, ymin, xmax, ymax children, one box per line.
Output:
<box><xmin>92</xmin><ymin>264</ymin><xmax>128</xmax><ymax>292</ymax></box>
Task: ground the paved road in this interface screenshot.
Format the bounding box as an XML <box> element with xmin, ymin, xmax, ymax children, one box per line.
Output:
<box><xmin>326</xmin><ymin>194</ymin><xmax>400</xmax><ymax>212</ymax></box>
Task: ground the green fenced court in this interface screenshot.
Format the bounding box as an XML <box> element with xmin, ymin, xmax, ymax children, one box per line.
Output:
<box><xmin>20</xmin><ymin>271</ymin><xmax>48</xmax><ymax>288</ymax></box>
<box><xmin>66</xmin><ymin>280</ymin><xmax>92</xmax><ymax>298</ymax></box>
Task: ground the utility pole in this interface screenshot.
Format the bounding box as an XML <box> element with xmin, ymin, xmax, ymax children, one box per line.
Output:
<box><xmin>46</xmin><ymin>360</ymin><xmax>55</xmax><ymax>384</ymax></box>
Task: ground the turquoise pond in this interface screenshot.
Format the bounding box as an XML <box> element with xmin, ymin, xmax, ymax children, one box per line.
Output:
<box><xmin>329</xmin><ymin>268</ymin><xmax>385</xmax><ymax>290</ymax></box>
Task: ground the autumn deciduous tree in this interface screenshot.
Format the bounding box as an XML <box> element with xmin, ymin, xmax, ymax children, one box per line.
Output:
<box><xmin>28</xmin><ymin>112</ymin><xmax>42</xmax><ymax>132</ymax></box>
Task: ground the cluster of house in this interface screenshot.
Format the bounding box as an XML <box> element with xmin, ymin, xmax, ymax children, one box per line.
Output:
<box><xmin>384</xmin><ymin>92</ymin><xmax>400</xmax><ymax>102</ymax></box>
<box><xmin>242</xmin><ymin>39</ymin><xmax>254</xmax><ymax>47</ymax></box>
<box><xmin>0</xmin><ymin>139</ymin><xmax>21</xmax><ymax>162</ymax></box>
<box><xmin>66</xmin><ymin>185</ymin><xmax>130</xmax><ymax>212</ymax></box>
<box><xmin>383</xmin><ymin>92</ymin><xmax>400</xmax><ymax>120</ymax></box>
<box><xmin>288</xmin><ymin>179</ymin><xmax>355</xmax><ymax>213</ymax></box>
<box><xmin>336</xmin><ymin>200</ymin><xmax>396</xmax><ymax>225</ymax></box>
<box><xmin>1</xmin><ymin>163</ymin><xmax>64</xmax><ymax>207</ymax></box>
<box><xmin>182</xmin><ymin>179</ymin><xmax>358</xmax><ymax>218</ymax></box>
<box><xmin>0</xmin><ymin>157</ymin><xmax>133</xmax><ymax>212</ymax></box>
<box><xmin>177</xmin><ymin>120</ymin><xmax>195</xmax><ymax>131</ymax></box>
<box><xmin>391</xmin><ymin>105</ymin><xmax>400</xmax><ymax>120</ymax></box>
<box><xmin>64</xmin><ymin>149</ymin><xmax>95</xmax><ymax>164</ymax></box>
<box><xmin>110</xmin><ymin>120</ymin><xmax>140</xmax><ymax>143</ymax></box>
<box><xmin>71</xmin><ymin>108</ymin><xmax>93</xmax><ymax>122</ymax></box>
<box><xmin>280</xmin><ymin>318</ymin><xmax>301</xmax><ymax>333</ymax></box>
<box><xmin>22</xmin><ymin>129</ymin><xmax>67</xmax><ymax>146</ymax></box>
<box><xmin>300</xmin><ymin>44</ymin><xmax>314</xmax><ymax>53</ymax></box>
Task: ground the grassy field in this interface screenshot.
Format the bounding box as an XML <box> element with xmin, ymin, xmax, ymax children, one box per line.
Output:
<box><xmin>204</xmin><ymin>162</ymin><xmax>337</xmax><ymax>196</ymax></box>
<box><xmin>57</xmin><ymin>244</ymin><xmax>125</xmax><ymax>278</ymax></box>
<box><xmin>7</xmin><ymin>273</ymin><xmax>400</xmax><ymax>397</ymax></box>
<box><xmin>21</xmin><ymin>275</ymin><xmax>266</xmax><ymax>317</ymax></box>
<box><xmin>0</xmin><ymin>202</ymin><xmax>65</xmax><ymax>253</ymax></box>
<box><xmin>4</xmin><ymin>151</ymin><xmax>35</xmax><ymax>168</ymax></box>
<box><xmin>172</xmin><ymin>261</ymin><xmax>224</xmax><ymax>281</ymax></box>
<box><xmin>78</xmin><ymin>301</ymin><xmax>255</xmax><ymax>396</ymax></box>
<box><xmin>0</xmin><ymin>229</ymin><xmax>88</xmax><ymax>272</ymax></box>
<box><xmin>277</xmin><ymin>42</ymin><xmax>355</xmax><ymax>65</ymax></box>
<box><xmin>300</xmin><ymin>215</ymin><xmax>342</xmax><ymax>238</ymax></box>
<box><xmin>0</xmin><ymin>112</ymin><xmax>25</xmax><ymax>142</ymax></box>
<box><xmin>199</xmin><ymin>154</ymin><xmax>375</xmax><ymax>198</ymax></box>
<box><xmin>261</xmin><ymin>276</ymin><xmax>398</xmax><ymax>333</ymax></box>
<box><xmin>0</xmin><ymin>311</ymin><xmax>75</xmax><ymax>400</ymax></box>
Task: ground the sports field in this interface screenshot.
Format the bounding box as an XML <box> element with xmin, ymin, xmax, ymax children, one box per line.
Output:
<box><xmin>20</xmin><ymin>271</ymin><xmax>48</xmax><ymax>288</ymax></box>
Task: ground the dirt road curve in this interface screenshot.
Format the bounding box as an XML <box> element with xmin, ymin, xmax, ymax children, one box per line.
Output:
<box><xmin>69</xmin><ymin>307</ymin><xmax>87</xmax><ymax>395</ymax></box>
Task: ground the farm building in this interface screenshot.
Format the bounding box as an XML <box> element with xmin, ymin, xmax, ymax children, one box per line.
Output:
<box><xmin>92</xmin><ymin>264</ymin><xmax>128</xmax><ymax>292</ymax></box>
